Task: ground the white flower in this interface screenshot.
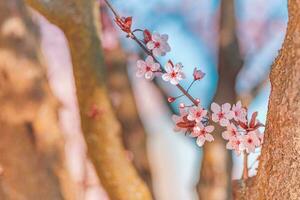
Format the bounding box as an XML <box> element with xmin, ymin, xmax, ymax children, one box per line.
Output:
<box><xmin>222</xmin><ymin>123</ymin><xmax>238</xmax><ymax>140</ymax></box>
<box><xmin>146</xmin><ymin>32</ymin><xmax>171</xmax><ymax>57</ymax></box>
<box><xmin>162</xmin><ymin>61</ymin><xmax>185</xmax><ymax>85</ymax></box>
<box><xmin>211</xmin><ymin>102</ymin><xmax>234</xmax><ymax>127</ymax></box>
<box><xmin>136</xmin><ymin>56</ymin><xmax>160</xmax><ymax>80</ymax></box>
<box><xmin>172</xmin><ymin>108</ymin><xmax>189</xmax><ymax>132</ymax></box>
<box><xmin>191</xmin><ymin>124</ymin><xmax>214</xmax><ymax>147</ymax></box>
<box><xmin>242</xmin><ymin>131</ymin><xmax>260</xmax><ymax>153</ymax></box>
<box><xmin>232</xmin><ymin>101</ymin><xmax>247</xmax><ymax>123</ymax></box>
<box><xmin>226</xmin><ymin>136</ymin><xmax>243</xmax><ymax>155</ymax></box>
<box><xmin>187</xmin><ymin>104</ymin><xmax>207</xmax><ymax>123</ymax></box>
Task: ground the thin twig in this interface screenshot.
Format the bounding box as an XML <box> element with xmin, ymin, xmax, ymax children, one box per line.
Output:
<box><xmin>103</xmin><ymin>0</ymin><xmax>199</xmax><ymax>106</ymax></box>
<box><xmin>242</xmin><ymin>151</ymin><xmax>249</xmax><ymax>180</ymax></box>
<box><xmin>103</xmin><ymin>0</ymin><xmax>119</xmax><ymax>18</ymax></box>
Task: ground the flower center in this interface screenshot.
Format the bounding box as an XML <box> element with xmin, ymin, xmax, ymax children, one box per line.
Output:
<box><xmin>231</xmin><ymin>130</ymin><xmax>237</xmax><ymax>136</ymax></box>
<box><xmin>154</xmin><ymin>42</ymin><xmax>160</xmax><ymax>48</ymax></box>
<box><xmin>200</xmin><ymin>130</ymin><xmax>206</xmax><ymax>135</ymax></box>
<box><xmin>247</xmin><ymin>138</ymin><xmax>253</xmax><ymax>144</ymax></box>
<box><xmin>145</xmin><ymin>66</ymin><xmax>151</xmax><ymax>71</ymax></box>
<box><xmin>171</xmin><ymin>71</ymin><xmax>177</xmax><ymax>78</ymax></box>
<box><xmin>196</xmin><ymin>111</ymin><xmax>202</xmax><ymax>118</ymax></box>
<box><xmin>218</xmin><ymin>112</ymin><xmax>224</xmax><ymax>119</ymax></box>
<box><xmin>235</xmin><ymin>111</ymin><xmax>238</xmax><ymax>116</ymax></box>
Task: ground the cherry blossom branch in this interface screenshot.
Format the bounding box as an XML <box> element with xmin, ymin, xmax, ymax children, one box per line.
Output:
<box><xmin>103</xmin><ymin>0</ymin><xmax>265</xmax><ymax>167</ymax></box>
<box><xmin>103</xmin><ymin>0</ymin><xmax>198</xmax><ymax>106</ymax></box>
<box><xmin>243</xmin><ymin>151</ymin><xmax>249</xmax><ymax>180</ymax></box>
<box><xmin>103</xmin><ymin>0</ymin><xmax>119</xmax><ymax>18</ymax></box>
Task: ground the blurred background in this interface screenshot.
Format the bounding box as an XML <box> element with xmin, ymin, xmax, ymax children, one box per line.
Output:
<box><xmin>0</xmin><ymin>0</ymin><xmax>288</xmax><ymax>199</ymax></box>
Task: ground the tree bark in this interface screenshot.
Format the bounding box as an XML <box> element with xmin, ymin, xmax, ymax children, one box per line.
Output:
<box><xmin>25</xmin><ymin>0</ymin><xmax>152</xmax><ymax>199</ymax></box>
<box><xmin>105</xmin><ymin>47</ymin><xmax>153</xmax><ymax>191</ymax></box>
<box><xmin>197</xmin><ymin>0</ymin><xmax>243</xmax><ymax>199</ymax></box>
<box><xmin>0</xmin><ymin>0</ymin><xmax>75</xmax><ymax>199</ymax></box>
<box><xmin>234</xmin><ymin>0</ymin><xmax>300</xmax><ymax>199</ymax></box>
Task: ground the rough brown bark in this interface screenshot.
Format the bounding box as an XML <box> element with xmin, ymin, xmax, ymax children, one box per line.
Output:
<box><xmin>25</xmin><ymin>0</ymin><xmax>152</xmax><ymax>199</ymax></box>
<box><xmin>234</xmin><ymin>1</ymin><xmax>300</xmax><ymax>199</ymax></box>
<box><xmin>0</xmin><ymin>0</ymin><xmax>75</xmax><ymax>199</ymax></box>
<box><xmin>105</xmin><ymin>47</ymin><xmax>153</xmax><ymax>191</ymax></box>
<box><xmin>197</xmin><ymin>0</ymin><xmax>243</xmax><ymax>199</ymax></box>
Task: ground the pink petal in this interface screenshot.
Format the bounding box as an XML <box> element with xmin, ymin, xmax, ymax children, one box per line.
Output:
<box><xmin>226</xmin><ymin>142</ymin><xmax>233</xmax><ymax>149</ymax></box>
<box><xmin>164</xmin><ymin>62</ymin><xmax>173</xmax><ymax>72</ymax></box>
<box><xmin>152</xmin><ymin>33</ymin><xmax>161</xmax><ymax>41</ymax></box>
<box><xmin>211</xmin><ymin>113</ymin><xmax>219</xmax><ymax>123</ymax></box>
<box><xmin>222</xmin><ymin>131</ymin><xmax>230</xmax><ymax>140</ymax></box>
<box><xmin>137</xmin><ymin>60</ymin><xmax>145</xmax><ymax>68</ymax></box>
<box><xmin>162</xmin><ymin>73</ymin><xmax>170</xmax><ymax>81</ymax></box>
<box><xmin>161</xmin><ymin>34</ymin><xmax>168</xmax><ymax>41</ymax></box>
<box><xmin>205</xmin><ymin>134</ymin><xmax>214</xmax><ymax>142</ymax></box>
<box><xmin>187</xmin><ymin>114</ymin><xmax>195</xmax><ymax>121</ymax></box>
<box><xmin>145</xmin><ymin>71</ymin><xmax>153</xmax><ymax>80</ymax></box>
<box><xmin>211</xmin><ymin>102</ymin><xmax>221</xmax><ymax>113</ymax></box>
<box><xmin>205</xmin><ymin>125</ymin><xmax>214</xmax><ymax>133</ymax></box>
<box><xmin>136</xmin><ymin>69</ymin><xmax>144</xmax><ymax>77</ymax></box>
<box><xmin>152</xmin><ymin>48</ymin><xmax>161</xmax><ymax>57</ymax></box>
<box><xmin>236</xmin><ymin>101</ymin><xmax>242</xmax><ymax>109</ymax></box>
<box><xmin>146</xmin><ymin>41</ymin><xmax>155</xmax><ymax>50</ymax></box>
<box><xmin>151</xmin><ymin>63</ymin><xmax>160</xmax><ymax>71</ymax></box>
<box><xmin>196</xmin><ymin>136</ymin><xmax>205</xmax><ymax>147</ymax></box>
<box><xmin>145</xmin><ymin>55</ymin><xmax>154</xmax><ymax>64</ymax></box>
<box><xmin>220</xmin><ymin>118</ymin><xmax>230</xmax><ymax>127</ymax></box>
<box><xmin>170</xmin><ymin>78</ymin><xmax>179</xmax><ymax>85</ymax></box>
<box><xmin>222</xmin><ymin>103</ymin><xmax>231</xmax><ymax>112</ymax></box>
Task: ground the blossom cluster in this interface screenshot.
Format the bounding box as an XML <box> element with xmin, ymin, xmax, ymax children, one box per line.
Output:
<box><xmin>109</xmin><ymin>10</ymin><xmax>264</xmax><ymax>156</ymax></box>
<box><xmin>135</xmin><ymin>30</ymin><xmax>188</xmax><ymax>85</ymax></box>
<box><xmin>172</xmin><ymin>101</ymin><xmax>264</xmax><ymax>154</ymax></box>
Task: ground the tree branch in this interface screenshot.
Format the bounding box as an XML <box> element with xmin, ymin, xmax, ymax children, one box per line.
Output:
<box><xmin>234</xmin><ymin>1</ymin><xmax>300</xmax><ymax>199</ymax></box>
<box><xmin>25</xmin><ymin>0</ymin><xmax>152</xmax><ymax>199</ymax></box>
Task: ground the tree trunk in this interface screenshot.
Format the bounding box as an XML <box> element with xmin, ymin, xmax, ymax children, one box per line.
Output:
<box><xmin>198</xmin><ymin>0</ymin><xmax>242</xmax><ymax>199</ymax></box>
<box><xmin>0</xmin><ymin>0</ymin><xmax>75</xmax><ymax>199</ymax></box>
<box><xmin>105</xmin><ymin>47</ymin><xmax>153</xmax><ymax>191</ymax></box>
<box><xmin>25</xmin><ymin>1</ymin><xmax>152</xmax><ymax>199</ymax></box>
<box><xmin>234</xmin><ymin>0</ymin><xmax>300</xmax><ymax>199</ymax></box>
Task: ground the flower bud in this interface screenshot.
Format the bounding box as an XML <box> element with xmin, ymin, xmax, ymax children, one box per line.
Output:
<box><xmin>179</xmin><ymin>103</ymin><xmax>185</xmax><ymax>108</ymax></box>
<box><xmin>143</xmin><ymin>29</ymin><xmax>152</xmax><ymax>43</ymax></box>
<box><xmin>167</xmin><ymin>96</ymin><xmax>176</xmax><ymax>103</ymax></box>
<box><xmin>193</xmin><ymin>67</ymin><xmax>205</xmax><ymax>80</ymax></box>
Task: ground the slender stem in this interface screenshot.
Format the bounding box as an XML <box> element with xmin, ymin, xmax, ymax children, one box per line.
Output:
<box><xmin>104</xmin><ymin>0</ymin><xmax>199</xmax><ymax>106</ymax></box>
<box><xmin>103</xmin><ymin>0</ymin><xmax>119</xmax><ymax>18</ymax></box>
<box><xmin>176</xmin><ymin>84</ymin><xmax>198</xmax><ymax>105</ymax></box>
<box><xmin>242</xmin><ymin>151</ymin><xmax>249</xmax><ymax>180</ymax></box>
<box><xmin>187</xmin><ymin>80</ymin><xmax>196</xmax><ymax>92</ymax></box>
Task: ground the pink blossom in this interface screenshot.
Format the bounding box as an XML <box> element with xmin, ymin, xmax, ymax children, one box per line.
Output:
<box><xmin>242</xmin><ymin>131</ymin><xmax>260</xmax><ymax>153</ymax></box>
<box><xmin>211</xmin><ymin>102</ymin><xmax>234</xmax><ymax>127</ymax></box>
<box><xmin>226</xmin><ymin>136</ymin><xmax>243</xmax><ymax>155</ymax></box>
<box><xmin>252</xmin><ymin>129</ymin><xmax>264</xmax><ymax>146</ymax></box>
<box><xmin>232</xmin><ymin>101</ymin><xmax>247</xmax><ymax>123</ymax></box>
<box><xmin>191</xmin><ymin>124</ymin><xmax>214</xmax><ymax>147</ymax></box>
<box><xmin>238</xmin><ymin>111</ymin><xmax>264</xmax><ymax>132</ymax></box>
<box><xmin>193</xmin><ymin>67</ymin><xmax>205</xmax><ymax>80</ymax></box>
<box><xmin>222</xmin><ymin>123</ymin><xmax>238</xmax><ymax>140</ymax></box>
<box><xmin>167</xmin><ymin>96</ymin><xmax>176</xmax><ymax>103</ymax></box>
<box><xmin>136</xmin><ymin>56</ymin><xmax>160</xmax><ymax>80</ymax></box>
<box><xmin>172</xmin><ymin>108</ymin><xmax>195</xmax><ymax>132</ymax></box>
<box><xmin>257</xmin><ymin>131</ymin><xmax>264</xmax><ymax>145</ymax></box>
<box><xmin>162</xmin><ymin>61</ymin><xmax>185</xmax><ymax>85</ymax></box>
<box><xmin>187</xmin><ymin>105</ymin><xmax>207</xmax><ymax>123</ymax></box>
<box><xmin>146</xmin><ymin>32</ymin><xmax>171</xmax><ymax>57</ymax></box>
<box><xmin>143</xmin><ymin>29</ymin><xmax>152</xmax><ymax>43</ymax></box>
